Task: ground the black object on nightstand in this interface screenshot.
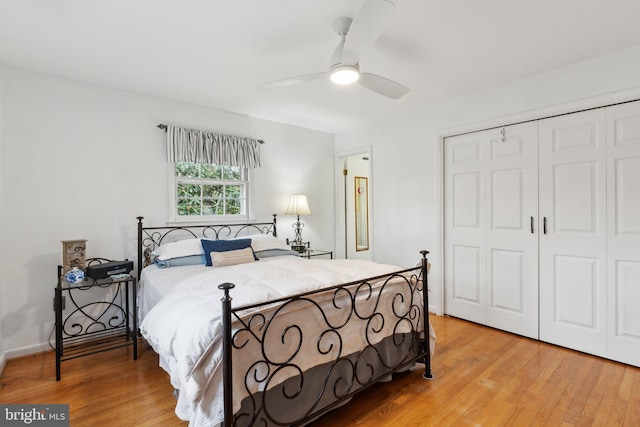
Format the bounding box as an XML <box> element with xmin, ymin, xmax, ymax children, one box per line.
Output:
<box><xmin>54</xmin><ymin>258</ymin><xmax>138</xmax><ymax>380</ymax></box>
<box><xmin>286</xmin><ymin>238</ymin><xmax>309</xmax><ymax>253</ymax></box>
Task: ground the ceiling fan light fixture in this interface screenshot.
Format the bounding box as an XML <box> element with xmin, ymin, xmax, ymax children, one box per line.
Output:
<box><xmin>330</xmin><ymin>65</ymin><xmax>360</xmax><ymax>85</ymax></box>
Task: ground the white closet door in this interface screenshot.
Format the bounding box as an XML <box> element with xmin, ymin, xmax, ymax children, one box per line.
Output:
<box><xmin>539</xmin><ymin>109</ymin><xmax>608</xmax><ymax>358</ymax></box>
<box><xmin>444</xmin><ymin>130</ymin><xmax>489</xmax><ymax>325</ymax></box>
<box><xmin>606</xmin><ymin>101</ymin><xmax>640</xmax><ymax>367</ymax></box>
<box><xmin>485</xmin><ymin>122</ymin><xmax>539</xmax><ymax>338</ymax></box>
<box><xmin>445</xmin><ymin>123</ymin><xmax>538</xmax><ymax>338</ymax></box>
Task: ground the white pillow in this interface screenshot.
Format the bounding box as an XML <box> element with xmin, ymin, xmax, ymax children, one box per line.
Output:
<box><xmin>152</xmin><ymin>238</ymin><xmax>204</xmax><ymax>261</ymax></box>
<box><xmin>210</xmin><ymin>247</ymin><xmax>256</xmax><ymax>267</ymax></box>
<box><xmin>233</xmin><ymin>234</ymin><xmax>291</xmax><ymax>252</ymax></box>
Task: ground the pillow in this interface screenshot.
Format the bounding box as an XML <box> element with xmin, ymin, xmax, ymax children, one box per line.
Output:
<box><xmin>154</xmin><ymin>254</ymin><xmax>206</xmax><ymax>268</ymax></box>
<box><xmin>152</xmin><ymin>238</ymin><xmax>204</xmax><ymax>261</ymax></box>
<box><xmin>201</xmin><ymin>238</ymin><xmax>253</xmax><ymax>266</ymax></box>
<box><xmin>234</xmin><ymin>234</ymin><xmax>291</xmax><ymax>252</ymax></box>
<box><xmin>210</xmin><ymin>247</ymin><xmax>256</xmax><ymax>267</ymax></box>
<box><xmin>254</xmin><ymin>249</ymin><xmax>299</xmax><ymax>259</ymax></box>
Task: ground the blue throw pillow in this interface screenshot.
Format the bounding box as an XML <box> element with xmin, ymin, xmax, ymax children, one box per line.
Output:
<box><xmin>254</xmin><ymin>249</ymin><xmax>299</xmax><ymax>259</ymax></box>
<box><xmin>154</xmin><ymin>254</ymin><xmax>206</xmax><ymax>269</ymax></box>
<box><xmin>201</xmin><ymin>239</ymin><xmax>253</xmax><ymax>266</ymax></box>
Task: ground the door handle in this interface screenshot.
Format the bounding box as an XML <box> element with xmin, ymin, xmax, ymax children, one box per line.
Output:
<box><xmin>530</xmin><ymin>216</ymin><xmax>534</xmax><ymax>234</ymax></box>
<box><xmin>543</xmin><ymin>217</ymin><xmax>547</xmax><ymax>235</ymax></box>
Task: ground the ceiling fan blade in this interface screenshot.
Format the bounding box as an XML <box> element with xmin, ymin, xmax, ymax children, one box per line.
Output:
<box><xmin>257</xmin><ymin>72</ymin><xmax>326</xmax><ymax>90</ymax></box>
<box><xmin>342</xmin><ymin>0</ymin><xmax>396</xmax><ymax>65</ymax></box>
<box><xmin>358</xmin><ymin>72</ymin><xmax>409</xmax><ymax>99</ymax></box>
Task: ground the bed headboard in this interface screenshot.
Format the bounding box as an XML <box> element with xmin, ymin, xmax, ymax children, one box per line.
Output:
<box><xmin>136</xmin><ymin>215</ymin><xmax>277</xmax><ymax>278</ymax></box>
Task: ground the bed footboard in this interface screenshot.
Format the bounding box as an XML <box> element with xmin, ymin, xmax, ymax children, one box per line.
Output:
<box><xmin>219</xmin><ymin>250</ymin><xmax>432</xmax><ymax>427</ymax></box>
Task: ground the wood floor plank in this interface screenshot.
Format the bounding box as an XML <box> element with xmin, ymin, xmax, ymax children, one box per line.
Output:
<box><xmin>583</xmin><ymin>362</ymin><xmax>625</xmax><ymax>424</ymax></box>
<box><xmin>621</xmin><ymin>369</ymin><xmax>640</xmax><ymax>426</ymax></box>
<box><xmin>2</xmin><ymin>316</ymin><xmax>639</xmax><ymax>426</ymax></box>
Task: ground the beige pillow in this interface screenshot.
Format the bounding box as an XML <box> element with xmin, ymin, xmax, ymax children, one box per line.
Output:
<box><xmin>210</xmin><ymin>247</ymin><xmax>256</xmax><ymax>267</ymax></box>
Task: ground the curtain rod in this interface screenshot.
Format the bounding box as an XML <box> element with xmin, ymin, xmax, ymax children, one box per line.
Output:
<box><xmin>157</xmin><ymin>124</ymin><xmax>265</xmax><ymax>144</ymax></box>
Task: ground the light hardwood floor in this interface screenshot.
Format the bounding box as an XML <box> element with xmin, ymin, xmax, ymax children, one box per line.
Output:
<box><xmin>1</xmin><ymin>315</ymin><xmax>639</xmax><ymax>426</ymax></box>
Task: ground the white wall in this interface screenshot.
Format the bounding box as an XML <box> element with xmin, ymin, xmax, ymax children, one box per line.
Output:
<box><xmin>0</xmin><ymin>65</ymin><xmax>6</xmax><ymax>372</ymax></box>
<box><xmin>335</xmin><ymin>44</ymin><xmax>640</xmax><ymax>314</ymax></box>
<box><xmin>0</xmin><ymin>66</ymin><xmax>334</xmax><ymax>356</ymax></box>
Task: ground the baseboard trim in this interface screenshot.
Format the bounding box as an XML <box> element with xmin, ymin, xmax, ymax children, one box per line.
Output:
<box><xmin>4</xmin><ymin>341</ymin><xmax>52</xmax><ymax>360</ymax></box>
<box><xmin>0</xmin><ymin>351</ymin><xmax>7</xmax><ymax>377</ymax></box>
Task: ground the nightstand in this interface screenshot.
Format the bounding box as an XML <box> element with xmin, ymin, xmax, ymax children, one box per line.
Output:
<box><xmin>299</xmin><ymin>249</ymin><xmax>333</xmax><ymax>259</ymax></box>
<box><xmin>54</xmin><ymin>258</ymin><xmax>137</xmax><ymax>380</ymax></box>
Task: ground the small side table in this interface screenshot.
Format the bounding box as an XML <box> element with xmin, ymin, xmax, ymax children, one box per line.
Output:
<box><xmin>299</xmin><ymin>249</ymin><xmax>333</xmax><ymax>259</ymax></box>
<box><xmin>54</xmin><ymin>260</ymin><xmax>137</xmax><ymax>380</ymax></box>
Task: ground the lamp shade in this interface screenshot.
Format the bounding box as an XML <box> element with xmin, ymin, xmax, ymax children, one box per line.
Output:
<box><xmin>285</xmin><ymin>194</ymin><xmax>312</xmax><ymax>216</ymax></box>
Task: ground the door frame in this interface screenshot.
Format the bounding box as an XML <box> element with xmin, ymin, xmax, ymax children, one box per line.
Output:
<box><xmin>335</xmin><ymin>146</ymin><xmax>373</xmax><ymax>260</ymax></box>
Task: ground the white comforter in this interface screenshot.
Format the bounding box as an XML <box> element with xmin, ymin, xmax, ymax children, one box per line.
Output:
<box><xmin>140</xmin><ymin>255</ymin><xmax>423</xmax><ymax>426</ymax></box>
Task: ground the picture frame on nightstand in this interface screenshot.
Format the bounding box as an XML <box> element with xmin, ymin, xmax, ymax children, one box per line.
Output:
<box><xmin>61</xmin><ymin>239</ymin><xmax>87</xmax><ymax>274</ymax></box>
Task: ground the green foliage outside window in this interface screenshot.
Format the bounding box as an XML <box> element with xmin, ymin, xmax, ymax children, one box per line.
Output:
<box><xmin>175</xmin><ymin>163</ymin><xmax>246</xmax><ymax>217</ymax></box>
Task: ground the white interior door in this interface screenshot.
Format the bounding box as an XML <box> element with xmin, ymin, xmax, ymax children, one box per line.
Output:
<box><xmin>336</xmin><ymin>150</ymin><xmax>372</xmax><ymax>260</ymax></box>
<box><xmin>606</xmin><ymin>101</ymin><xmax>640</xmax><ymax>367</ymax></box>
<box><xmin>345</xmin><ymin>154</ymin><xmax>371</xmax><ymax>260</ymax></box>
<box><xmin>539</xmin><ymin>109</ymin><xmax>608</xmax><ymax>358</ymax></box>
<box><xmin>485</xmin><ymin>122</ymin><xmax>539</xmax><ymax>338</ymax></box>
<box><xmin>444</xmin><ymin>130</ymin><xmax>488</xmax><ymax>324</ymax></box>
<box><xmin>445</xmin><ymin>123</ymin><xmax>538</xmax><ymax>338</ymax></box>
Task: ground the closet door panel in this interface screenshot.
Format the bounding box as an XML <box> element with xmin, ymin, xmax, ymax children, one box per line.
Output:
<box><xmin>491</xmin><ymin>169</ymin><xmax>523</xmax><ymax>230</ymax></box>
<box><xmin>485</xmin><ymin>123</ymin><xmax>539</xmax><ymax>338</ymax></box>
<box><xmin>451</xmin><ymin>245</ymin><xmax>482</xmax><ymax>304</ymax></box>
<box><xmin>614</xmin><ymin>158</ymin><xmax>640</xmax><ymax>234</ymax></box>
<box><xmin>607</xmin><ymin>101</ymin><xmax>640</xmax><ymax>367</ymax></box>
<box><xmin>553</xmin><ymin>162</ymin><xmax>599</xmax><ymax>233</ymax></box>
<box><xmin>445</xmin><ymin>123</ymin><xmax>538</xmax><ymax>338</ymax></box>
<box><xmin>490</xmin><ymin>248</ymin><xmax>525</xmax><ymax>312</ymax></box>
<box><xmin>539</xmin><ymin>109</ymin><xmax>607</xmax><ymax>357</ymax></box>
<box><xmin>445</xmin><ymin>131</ymin><xmax>487</xmax><ymax>324</ymax></box>
<box><xmin>553</xmin><ymin>255</ymin><xmax>599</xmax><ymax>327</ymax></box>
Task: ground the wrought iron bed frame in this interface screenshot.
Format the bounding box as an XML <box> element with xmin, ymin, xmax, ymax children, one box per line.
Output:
<box><xmin>137</xmin><ymin>215</ymin><xmax>432</xmax><ymax>427</ymax></box>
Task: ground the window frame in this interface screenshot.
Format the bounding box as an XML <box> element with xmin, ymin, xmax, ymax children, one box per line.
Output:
<box><xmin>168</xmin><ymin>162</ymin><xmax>251</xmax><ymax>223</ymax></box>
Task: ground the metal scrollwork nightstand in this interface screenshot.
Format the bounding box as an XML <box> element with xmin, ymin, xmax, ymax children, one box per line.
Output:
<box><xmin>54</xmin><ymin>258</ymin><xmax>138</xmax><ymax>380</ymax></box>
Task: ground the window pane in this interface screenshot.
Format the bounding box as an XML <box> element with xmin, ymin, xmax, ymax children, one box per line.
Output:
<box><xmin>176</xmin><ymin>162</ymin><xmax>200</xmax><ymax>178</ymax></box>
<box><xmin>177</xmin><ymin>183</ymin><xmax>202</xmax><ymax>198</ymax></box>
<box><xmin>178</xmin><ymin>198</ymin><xmax>201</xmax><ymax>216</ymax></box>
<box><xmin>225</xmin><ymin>185</ymin><xmax>241</xmax><ymax>198</ymax></box>
<box><xmin>201</xmin><ymin>164</ymin><xmax>223</xmax><ymax>179</ymax></box>
<box><xmin>223</xmin><ymin>166</ymin><xmax>242</xmax><ymax>180</ymax></box>
<box><xmin>226</xmin><ymin>198</ymin><xmax>241</xmax><ymax>214</ymax></box>
<box><xmin>203</xmin><ymin>185</ymin><xmax>224</xmax><ymax>198</ymax></box>
<box><xmin>203</xmin><ymin>198</ymin><xmax>224</xmax><ymax>215</ymax></box>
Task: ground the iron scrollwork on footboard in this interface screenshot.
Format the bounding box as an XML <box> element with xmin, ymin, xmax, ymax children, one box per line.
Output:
<box><xmin>219</xmin><ymin>251</ymin><xmax>432</xmax><ymax>427</ymax></box>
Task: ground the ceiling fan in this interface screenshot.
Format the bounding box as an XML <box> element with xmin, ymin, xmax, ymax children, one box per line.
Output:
<box><xmin>259</xmin><ymin>0</ymin><xmax>409</xmax><ymax>99</ymax></box>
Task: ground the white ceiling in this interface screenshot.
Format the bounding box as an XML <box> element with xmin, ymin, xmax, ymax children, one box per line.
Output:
<box><xmin>1</xmin><ymin>0</ymin><xmax>640</xmax><ymax>133</ymax></box>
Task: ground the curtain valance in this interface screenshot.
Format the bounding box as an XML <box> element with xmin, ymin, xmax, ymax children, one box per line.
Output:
<box><xmin>165</xmin><ymin>125</ymin><xmax>262</xmax><ymax>168</ymax></box>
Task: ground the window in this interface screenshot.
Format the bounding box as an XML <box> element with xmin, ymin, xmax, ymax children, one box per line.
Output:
<box><xmin>171</xmin><ymin>162</ymin><xmax>249</xmax><ymax>220</ymax></box>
